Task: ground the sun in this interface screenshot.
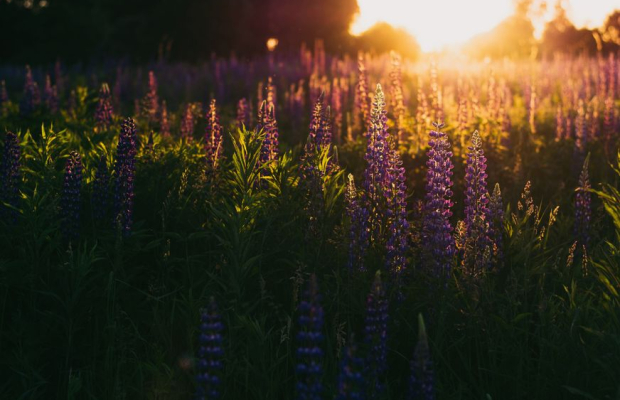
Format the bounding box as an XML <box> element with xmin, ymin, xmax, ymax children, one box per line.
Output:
<box><xmin>350</xmin><ymin>0</ymin><xmax>514</xmax><ymax>52</ymax></box>
<box><xmin>350</xmin><ymin>0</ymin><xmax>620</xmax><ymax>52</ymax></box>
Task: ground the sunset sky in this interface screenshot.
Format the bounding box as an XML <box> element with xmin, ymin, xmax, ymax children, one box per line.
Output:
<box><xmin>350</xmin><ymin>0</ymin><xmax>620</xmax><ymax>51</ymax></box>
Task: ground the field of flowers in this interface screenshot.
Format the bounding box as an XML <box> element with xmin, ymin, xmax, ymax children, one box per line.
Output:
<box><xmin>0</xmin><ymin>48</ymin><xmax>619</xmax><ymax>399</ymax></box>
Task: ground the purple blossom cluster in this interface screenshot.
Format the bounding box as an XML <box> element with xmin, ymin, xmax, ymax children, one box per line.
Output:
<box><xmin>141</xmin><ymin>71</ymin><xmax>159</xmax><ymax>124</ymax></box>
<box><xmin>114</xmin><ymin>118</ymin><xmax>137</xmax><ymax>235</ymax></box>
<box><xmin>422</xmin><ymin>123</ymin><xmax>455</xmax><ymax>277</ymax></box>
<box><xmin>407</xmin><ymin>314</ymin><xmax>434</xmax><ymax>400</ymax></box>
<box><xmin>0</xmin><ymin>132</ymin><xmax>21</xmax><ymax>222</ymax></box>
<box><xmin>575</xmin><ymin>156</ymin><xmax>591</xmax><ymax>247</ymax></box>
<box><xmin>355</xmin><ymin>56</ymin><xmax>370</xmax><ymax>132</ymax></box>
<box><xmin>61</xmin><ymin>151</ymin><xmax>83</xmax><ymax>241</ymax></box>
<box><xmin>257</xmin><ymin>100</ymin><xmax>279</xmax><ymax>167</ymax></box>
<box><xmin>346</xmin><ymin>174</ymin><xmax>369</xmax><ymax>272</ymax></box>
<box><xmin>180</xmin><ymin>104</ymin><xmax>195</xmax><ymax>140</ymax></box>
<box><xmin>336</xmin><ymin>336</ymin><xmax>364</xmax><ymax>400</ymax></box>
<box><xmin>364</xmin><ymin>272</ymin><xmax>388</xmax><ymax>399</ymax></box>
<box><xmin>20</xmin><ymin>65</ymin><xmax>40</xmax><ymax>116</ymax></box>
<box><xmin>195</xmin><ymin>297</ymin><xmax>224</xmax><ymax>400</ymax></box>
<box><xmin>296</xmin><ymin>274</ymin><xmax>324</xmax><ymax>400</ymax></box>
<box><xmin>389</xmin><ymin>52</ymin><xmax>406</xmax><ymax>143</ymax></box>
<box><xmin>205</xmin><ymin>99</ymin><xmax>223</xmax><ymax>170</ymax></box>
<box><xmin>462</xmin><ymin>131</ymin><xmax>492</xmax><ymax>273</ymax></box>
<box><xmin>385</xmin><ymin>145</ymin><xmax>409</xmax><ymax>282</ymax></box>
<box><xmin>95</xmin><ymin>83</ymin><xmax>114</xmax><ymax>131</ymax></box>
<box><xmin>43</xmin><ymin>74</ymin><xmax>59</xmax><ymax>114</ymax></box>
<box><xmin>488</xmin><ymin>183</ymin><xmax>504</xmax><ymax>265</ymax></box>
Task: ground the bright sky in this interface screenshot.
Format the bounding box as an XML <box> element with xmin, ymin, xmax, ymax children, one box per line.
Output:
<box><xmin>350</xmin><ymin>0</ymin><xmax>620</xmax><ymax>52</ymax></box>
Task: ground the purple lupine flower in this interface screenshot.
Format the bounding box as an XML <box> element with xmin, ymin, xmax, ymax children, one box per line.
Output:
<box><xmin>195</xmin><ymin>297</ymin><xmax>224</xmax><ymax>400</ymax></box>
<box><xmin>487</xmin><ymin>183</ymin><xmax>504</xmax><ymax>266</ymax></box>
<box><xmin>43</xmin><ymin>74</ymin><xmax>59</xmax><ymax>114</ymax></box>
<box><xmin>331</xmin><ymin>79</ymin><xmax>343</xmax><ymax>144</ymax></box>
<box><xmin>407</xmin><ymin>314</ymin><xmax>434</xmax><ymax>400</ymax></box>
<box><xmin>92</xmin><ymin>155</ymin><xmax>110</xmax><ymax>223</ymax></box>
<box><xmin>603</xmin><ymin>95</ymin><xmax>616</xmax><ymax>156</ymax></box>
<box><xmin>574</xmin><ymin>155</ymin><xmax>591</xmax><ymax>247</ymax></box>
<box><xmin>355</xmin><ymin>56</ymin><xmax>370</xmax><ymax>131</ymax></box>
<box><xmin>236</xmin><ymin>98</ymin><xmax>250</xmax><ymax>129</ymax></box>
<box><xmin>205</xmin><ymin>99</ymin><xmax>223</xmax><ymax>170</ymax></box>
<box><xmin>296</xmin><ymin>274</ymin><xmax>324</xmax><ymax>400</ymax></box>
<box><xmin>346</xmin><ymin>174</ymin><xmax>369</xmax><ymax>272</ymax></box>
<box><xmin>257</xmin><ymin>100</ymin><xmax>279</xmax><ymax>168</ymax></box>
<box><xmin>336</xmin><ymin>335</ymin><xmax>365</xmax><ymax>400</ymax></box>
<box><xmin>266</xmin><ymin>76</ymin><xmax>276</xmax><ymax>113</ymax></box>
<box><xmin>574</xmin><ymin>99</ymin><xmax>587</xmax><ymax>167</ymax></box>
<box><xmin>305</xmin><ymin>93</ymin><xmax>326</xmax><ymax>156</ymax></box>
<box><xmin>180</xmin><ymin>104</ymin><xmax>195</xmax><ymax>141</ymax></box>
<box><xmin>113</xmin><ymin>118</ymin><xmax>137</xmax><ymax>236</ymax></box>
<box><xmin>61</xmin><ymin>151</ymin><xmax>83</xmax><ymax>241</ymax></box>
<box><xmin>141</xmin><ymin>71</ymin><xmax>159</xmax><ymax>124</ymax></box>
<box><xmin>364</xmin><ymin>271</ymin><xmax>388</xmax><ymax>400</ymax></box>
<box><xmin>0</xmin><ymin>80</ymin><xmax>9</xmax><ymax>116</ymax></box>
<box><xmin>390</xmin><ymin>51</ymin><xmax>406</xmax><ymax>143</ymax></box>
<box><xmin>422</xmin><ymin>122</ymin><xmax>455</xmax><ymax>277</ymax></box>
<box><xmin>385</xmin><ymin>144</ymin><xmax>409</xmax><ymax>282</ymax></box>
<box><xmin>0</xmin><ymin>132</ymin><xmax>21</xmax><ymax>222</ymax></box>
<box><xmin>160</xmin><ymin>100</ymin><xmax>170</xmax><ymax>137</ymax></box>
<box><xmin>95</xmin><ymin>83</ymin><xmax>114</xmax><ymax>131</ymax></box>
<box><xmin>462</xmin><ymin>131</ymin><xmax>492</xmax><ymax>274</ymax></box>
<box><xmin>362</xmin><ymin>85</ymin><xmax>391</xmax><ymax>240</ymax></box>
<box><xmin>20</xmin><ymin>65</ymin><xmax>40</xmax><ymax>116</ymax></box>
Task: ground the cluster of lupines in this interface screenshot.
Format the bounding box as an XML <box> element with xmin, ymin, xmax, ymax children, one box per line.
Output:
<box><xmin>364</xmin><ymin>272</ymin><xmax>388</xmax><ymax>399</ymax></box>
<box><xmin>345</xmin><ymin>174</ymin><xmax>369</xmax><ymax>272</ymax></box>
<box><xmin>296</xmin><ymin>274</ymin><xmax>324</xmax><ymax>400</ymax></box>
<box><xmin>362</xmin><ymin>85</ymin><xmax>391</xmax><ymax>240</ymax></box>
<box><xmin>141</xmin><ymin>71</ymin><xmax>159</xmax><ymax>124</ymax></box>
<box><xmin>113</xmin><ymin>118</ymin><xmax>137</xmax><ymax>235</ymax></box>
<box><xmin>60</xmin><ymin>151</ymin><xmax>83</xmax><ymax>241</ymax></box>
<box><xmin>422</xmin><ymin>123</ymin><xmax>455</xmax><ymax>277</ymax></box>
<box><xmin>95</xmin><ymin>83</ymin><xmax>114</xmax><ymax>131</ymax></box>
<box><xmin>205</xmin><ymin>99</ymin><xmax>223</xmax><ymax>171</ymax></box>
<box><xmin>407</xmin><ymin>314</ymin><xmax>434</xmax><ymax>400</ymax></box>
<box><xmin>574</xmin><ymin>155</ymin><xmax>591</xmax><ymax>247</ymax></box>
<box><xmin>335</xmin><ymin>336</ymin><xmax>364</xmax><ymax>400</ymax></box>
<box><xmin>355</xmin><ymin>56</ymin><xmax>370</xmax><ymax>132</ymax></box>
<box><xmin>384</xmin><ymin>144</ymin><xmax>409</xmax><ymax>282</ymax></box>
<box><xmin>42</xmin><ymin>74</ymin><xmax>59</xmax><ymax>114</ymax></box>
<box><xmin>389</xmin><ymin>51</ymin><xmax>406</xmax><ymax>143</ymax></box>
<box><xmin>257</xmin><ymin>99</ymin><xmax>279</xmax><ymax>168</ymax></box>
<box><xmin>195</xmin><ymin>297</ymin><xmax>224</xmax><ymax>400</ymax></box>
<box><xmin>20</xmin><ymin>65</ymin><xmax>40</xmax><ymax>116</ymax></box>
<box><xmin>160</xmin><ymin>100</ymin><xmax>170</xmax><ymax>137</ymax></box>
<box><xmin>180</xmin><ymin>104</ymin><xmax>195</xmax><ymax>140</ymax></box>
<box><xmin>236</xmin><ymin>98</ymin><xmax>250</xmax><ymax>129</ymax></box>
<box><xmin>462</xmin><ymin>131</ymin><xmax>492</xmax><ymax>274</ymax></box>
<box><xmin>0</xmin><ymin>131</ymin><xmax>21</xmax><ymax>222</ymax></box>
<box><xmin>92</xmin><ymin>155</ymin><xmax>110</xmax><ymax>223</ymax></box>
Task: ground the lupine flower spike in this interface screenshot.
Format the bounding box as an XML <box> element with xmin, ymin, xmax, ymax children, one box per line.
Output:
<box><xmin>114</xmin><ymin>118</ymin><xmax>137</xmax><ymax>235</ymax></box>
<box><xmin>462</xmin><ymin>131</ymin><xmax>491</xmax><ymax>275</ymax></box>
<box><xmin>61</xmin><ymin>151</ymin><xmax>83</xmax><ymax>241</ymax></box>
<box><xmin>205</xmin><ymin>99</ymin><xmax>223</xmax><ymax>171</ymax></box>
<box><xmin>487</xmin><ymin>183</ymin><xmax>504</xmax><ymax>265</ymax></box>
<box><xmin>407</xmin><ymin>314</ymin><xmax>434</xmax><ymax>400</ymax></box>
<box><xmin>95</xmin><ymin>83</ymin><xmax>114</xmax><ymax>131</ymax></box>
<box><xmin>364</xmin><ymin>271</ymin><xmax>388</xmax><ymax>399</ymax></box>
<box><xmin>336</xmin><ymin>335</ymin><xmax>365</xmax><ymax>400</ymax></box>
<box><xmin>160</xmin><ymin>100</ymin><xmax>170</xmax><ymax>137</ymax></box>
<box><xmin>422</xmin><ymin>122</ymin><xmax>455</xmax><ymax>277</ymax></box>
<box><xmin>180</xmin><ymin>104</ymin><xmax>195</xmax><ymax>140</ymax></box>
<box><xmin>195</xmin><ymin>297</ymin><xmax>224</xmax><ymax>400</ymax></box>
<box><xmin>20</xmin><ymin>65</ymin><xmax>40</xmax><ymax>116</ymax></box>
<box><xmin>296</xmin><ymin>274</ymin><xmax>324</xmax><ymax>400</ymax></box>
